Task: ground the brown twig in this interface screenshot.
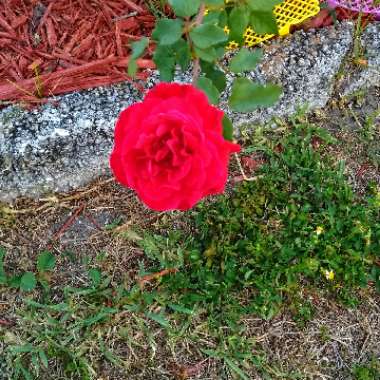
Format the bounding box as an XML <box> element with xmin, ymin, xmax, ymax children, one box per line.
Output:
<box><xmin>234</xmin><ymin>153</ymin><xmax>262</xmax><ymax>182</ymax></box>
<box><xmin>0</xmin><ymin>179</ymin><xmax>114</xmax><ymax>216</ymax></box>
<box><xmin>138</xmin><ymin>268</ymin><xmax>178</xmax><ymax>288</ymax></box>
<box><xmin>48</xmin><ymin>202</ymin><xmax>86</xmax><ymax>246</ymax></box>
<box><xmin>120</xmin><ymin>0</ymin><xmax>145</xmax><ymax>13</ymax></box>
<box><xmin>192</xmin><ymin>2</ymin><xmax>206</xmax><ymax>84</ymax></box>
<box><xmin>112</xmin><ymin>11</ymin><xmax>138</xmax><ymax>21</ymax></box>
<box><xmin>40</xmin><ymin>178</ymin><xmax>114</xmax><ymax>203</ymax></box>
<box><xmin>355</xmin><ymin>163</ymin><xmax>369</xmax><ymax>179</ymax></box>
<box><xmin>83</xmin><ymin>212</ymin><xmax>103</xmax><ymax>231</ymax></box>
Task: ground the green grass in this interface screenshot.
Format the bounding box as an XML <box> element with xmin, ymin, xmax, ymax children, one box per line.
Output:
<box><xmin>352</xmin><ymin>357</ymin><xmax>380</xmax><ymax>380</ymax></box>
<box><xmin>149</xmin><ymin>117</ymin><xmax>379</xmax><ymax>317</ymax></box>
<box><xmin>358</xmin><ymin>109</ymin><xmax>380</xmax><ymax>169</ymax></box>
<box><xmin>1</xmin><ymin>116</ymin><xmax>379</xmax><ymax>379</ymax></box>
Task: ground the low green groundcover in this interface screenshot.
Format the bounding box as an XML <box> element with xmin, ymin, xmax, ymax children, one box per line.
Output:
<box><xmin>141</xmin><ymin>118</ymin><xmax>380</xmax><ymax>320</ymax></box>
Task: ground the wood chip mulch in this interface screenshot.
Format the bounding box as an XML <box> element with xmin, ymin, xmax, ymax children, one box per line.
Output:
<box><xmin>0</xmin><ymin>0</ymin><xmax>156</xmax><ymax>104</ymax></box>
<box><xmin>0</xmin><ymin>2</ymin><xmax>376</xmax><ymax>105</ymax></box>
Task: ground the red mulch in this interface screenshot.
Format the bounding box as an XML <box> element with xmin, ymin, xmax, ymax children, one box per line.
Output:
<box><xmin>0</xmin><ymin>1</ymin><xmax>376</xmax><ymax>105</ymax></box>
<box><xmin>0</xmin><ymin>0</ymin><xmax>156</xmax><ymax>104</ymax></box>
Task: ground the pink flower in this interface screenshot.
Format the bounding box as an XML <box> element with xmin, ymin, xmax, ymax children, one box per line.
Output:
<box><xmin>110</xmin><ymin>83</ymin><xmax>240</xmax><ymax>211</ymax></box>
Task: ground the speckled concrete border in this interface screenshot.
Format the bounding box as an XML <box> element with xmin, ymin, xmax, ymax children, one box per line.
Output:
<box><xmin>1</xmin><ymin>22</ymin><xmax>379</xmax><ymax>203</ymax></box>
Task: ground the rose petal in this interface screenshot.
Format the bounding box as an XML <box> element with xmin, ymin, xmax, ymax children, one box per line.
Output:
<box><xmin>110</xmin><ymin>83</ymin><xmax>240</xmax><ymax>211</ymax></box>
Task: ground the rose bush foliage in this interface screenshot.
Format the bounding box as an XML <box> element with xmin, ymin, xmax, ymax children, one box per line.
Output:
<box><xmin>111</xmin><ymin>1</ymin><xmax>283</xmax><ymax>210</ymax></box>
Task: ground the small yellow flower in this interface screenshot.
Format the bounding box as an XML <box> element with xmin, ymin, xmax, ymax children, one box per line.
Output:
<box><xmin>324</xmin><ymin>270</ymin><xmax>334</xmax><ymax>281</ymax></box>
<box><xmin>223</xmin><ymin>25</ymin><xmax>230</xmax><ymax>34</ymax></box>
<box><xmin>315</xmin><ymin>226</ymin><xmax>324</xmax><ymax>235</ymax></box>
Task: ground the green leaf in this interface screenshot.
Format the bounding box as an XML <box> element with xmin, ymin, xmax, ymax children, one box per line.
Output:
<box><xmin>229</xmin><ymin>77</ymin><xmax>282</xmax><ymax>112</ymax></box>
<box><xmin>11</xmin><ymin>344</ymin><xmax>34</xmax><ymax>354</ymax></box>
<box><xmin>204</xmin><ymin>0</ymin><xmax>224</xmax><ymax>6</ymax></box>
<box><xmin>19</xmin><ymin>365</ymin><xmax>33</xmax><ymax>380</ymax></box>
<box><xmin>24</xmin><ymin>299</ymin><xmax>70</xmax><ymax>312</ymax></box>
<box><xmin>200</xmin><ymin>61</ymin><xmax>226</xmax><ymax>92</ymax></box>
<box><xmin>224</xmin><ymin>357</ymin><xmax>250</xmax><ymax>380</ymax></box>
<box><xmin>194</xmin><ymin>46</ymin><xmax>219</xmax><ymax>63</ymax></box>
<box><xmin>222</xmin><ymin>115</ymin><xmax>234</xmax><ymax>141</ymax></box>
<box><xmin>246</xmin><ymin>0</ymin><xmax>283</xmax><ymax>11</ymax></box>
<box><xmin>228</xmin><ymin>6</ymin><xmax>249</xmax><ymax>42</ymax></box>
<box><xmin>250</xmin><ymin>11</ymin><xmax>278</xmax><ymax>34</ymax></box>
<box><xmin>153</xmin><ymin>39</ymin><xmax>191</xmax><ymax>81</ymax></box>
<box><xmin>128</xmin><ymin>37</ymin><xmax>149</xmax><ymax>78</ymax></box>
<box><xmin>168</xmin><ymin>304</ymin><xmax>194</xmax><ymax>314</ymax></box>
<box><xmin>229</xmin><ymin>48</ymin><xmax>263</xmax><ymax>73</ymax></box>
<box><xmin>204</xmin><ymin>10</ymin><xmax>223</xmax><ymax>25</ymax></box>
<box><xmin>88</xmin><ymin>269</ymin><xmax>102</xmax><ymax>287</ymax></box>
<box><xmin>145</xmin><ymin>312</ymin><xmax>170</xmax><ymax>328</ymax></box>
<box><xmin>219</xmin><ymin>10</ymin><xmax>228</xmax><ymax>27</ymax></box>
<box><xmin>127</xmin><ymin>60</ymin><xmax>138</xmax><ymax>77</ymax></box>
<box><xmin>190</xmin><ymin>24</ymin><xmax>227</xmax><ymax>49</ymax></box>
<box><xmin>31</xmin><ymin>353</ymin><xmax>39</xmax><ymax>372</ymax></box>
<box><xmin>82</xmin><ymin>308</ymin><xmax>117</xmax><ymax>326</ymax></box>
<box><xmin>370</xmin><ymin>267</ymin><xmax>380</xmax><ymax>293</ymax></box>
<box><xmin>20</xmin><ymin>272</ymin><xmax>37</xmax><ymax>292</ymax></box>
<box><xmin>0</xmin><ymin>248</ymin><xmax>6</xmax><ymax>285</ymax></box>
<box><xmin>131</xmin><ymin>37</ymin><xmax>149</xmax><ymax>60</ymax></box>
<box><xmin>37</xmin><ymin>251</ymin><xmax>56</xmax><ymax>272</ymax></box>
<box><xmin>196</xmin><ymin>77</ymin><xmax>220</xmax><ymax>105</ymax></box>
<box><xmin>152</xmin><ymin>18</ymin><xmax>183</xmax><ymax>46</ymax></box>
<box><xmin>168</xmin><ymin>0</ymin><xmax>200</xmax><ymax>17</ymax></box>
<box><xmin>172</xmin><ymin>38</ymin><xmax>191</xmax><ymax>71</ymax></box>
<box><xmin>9</xmin><ymin>274</ymin><xmax>22</xmax><ymax>288</ymax></box>
<box><xmin>153</xmin><ymin>44</ymin><xmax>176</xmax><ymax>81</ymax></box>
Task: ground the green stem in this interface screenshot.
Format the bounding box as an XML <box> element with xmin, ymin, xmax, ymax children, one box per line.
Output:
<box><xmin>192</xmin><ymin>2</ymin><xmax>206</xmax><ymax>84</ymax></box>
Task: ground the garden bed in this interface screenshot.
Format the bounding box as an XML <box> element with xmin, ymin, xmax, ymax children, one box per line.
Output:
<box><xmin>0</xmin><ymin>0</ymin><xmax>156</xmax><ymax>103</ymax></box>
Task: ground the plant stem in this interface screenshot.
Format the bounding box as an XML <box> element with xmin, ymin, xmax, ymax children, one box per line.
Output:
<box><xmin>192</xmin><ymin>2</ymin><xmax>206</xmax><ymax>84</ymax></box>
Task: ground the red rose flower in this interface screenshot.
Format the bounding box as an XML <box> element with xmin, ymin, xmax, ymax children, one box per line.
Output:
<box><xmin>110</xmin><ymin>83</ymin><xmax>240</xmax><ymax>211</ymax></box>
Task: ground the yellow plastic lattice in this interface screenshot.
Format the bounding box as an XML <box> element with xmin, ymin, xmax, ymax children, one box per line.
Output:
<box><xmin>226</xmin><ymin>0</ymin><xmax>320</xmax><ymax>49</ymax></box>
